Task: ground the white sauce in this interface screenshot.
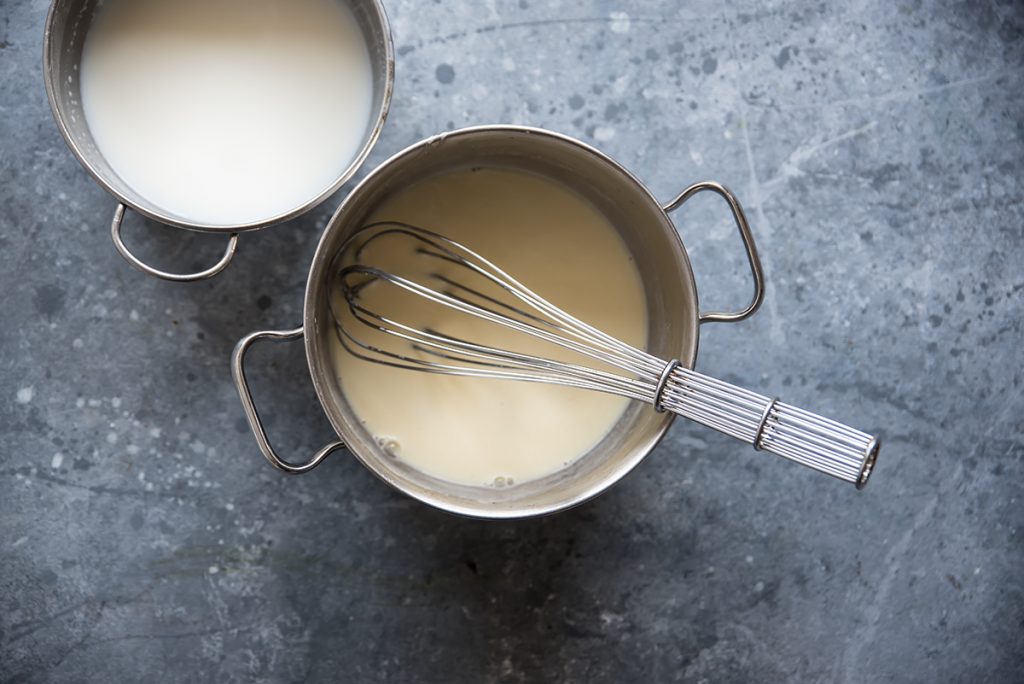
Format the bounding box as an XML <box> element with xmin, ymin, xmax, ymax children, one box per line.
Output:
<box><xmin>332</xmin><ymin>168</ymin><xmax>648</xmax><ymax>487</ymax></box>
<box><xmin>80</xmin><ymin>0</ymin><xmax>374</xmax><ymax>225</ymax></box>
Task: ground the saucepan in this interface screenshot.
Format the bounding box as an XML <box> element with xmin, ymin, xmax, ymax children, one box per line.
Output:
<box><xmin>42</xmin><ymin>0</ymin><xmax>394</xmax><ymax>281</ymax></box>
<box><xmin>232</xmin><ymin>125</ymin><xmax>771</xmax><ymax>518</ymax></box>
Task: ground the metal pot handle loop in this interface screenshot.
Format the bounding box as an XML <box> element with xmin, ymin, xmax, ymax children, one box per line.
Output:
<box><xmin>110</xmin><ymin>203</ymin><xmax>239</xmax><ymax>282</ymax></box>
<box><xmin>663</xmin><ymin>182</ymin><xmax>765</xmax><ymax>325</ymax></box>
<box><xmin>231</xmin><ymin>327</ymin><xmax>346</xmax><ymax>474</ymax></box>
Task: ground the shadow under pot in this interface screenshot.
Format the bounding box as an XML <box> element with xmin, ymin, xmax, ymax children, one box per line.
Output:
<box><xmin>43</xmin><ymin>0</ymin><xmax>394</xmax><ymax>281</ymax></box>
<box><xmin>232</xmin><ymin>125</ymin><xmax>880</xmax><ymax>520</ymax></box>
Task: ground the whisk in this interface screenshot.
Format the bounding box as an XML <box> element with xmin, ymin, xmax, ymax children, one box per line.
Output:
<box><xmin>331</xmin><ymin>222</ymin><xmax>880</xmax><ymax>488</ymax></box>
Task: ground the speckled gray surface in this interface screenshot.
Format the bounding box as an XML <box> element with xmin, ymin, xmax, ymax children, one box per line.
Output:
<box><xmin>2</xmin><ymin>0</ymin><xmax>1023</xmax><ymax>682</ymax></box>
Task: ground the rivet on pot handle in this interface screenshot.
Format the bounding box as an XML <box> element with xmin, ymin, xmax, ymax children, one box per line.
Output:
<box><xmin>664</xmin><ymin>182</ymin><xmax>766</xmax><ymax>324</ymax></box>
<box><xmin>111</xmin><ymin>203</ymin><xmax>239</xmax><ymax>282</ymax></box>
<box><xmin>231</xmin><ymin>327</ymin><xmax>346</xmax><ymax>474</ymax></box>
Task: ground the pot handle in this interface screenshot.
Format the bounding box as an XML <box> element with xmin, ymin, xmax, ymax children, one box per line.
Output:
<box><xmin>663</xmin><ymin>182</ymin><xmax>765</xmax><ymax>325</ymax></box>
<box><xmin>231</xmin><ymin>326</ymin><xmax>346</xmax><ymax>474</ymax></box>
<box><xmin>111</xmin><ymin>203</ymin><xmax>239</xmax><ymax>282</ymax></box>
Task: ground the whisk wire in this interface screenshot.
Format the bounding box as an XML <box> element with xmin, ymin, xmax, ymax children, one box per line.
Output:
<box><xmin>335</xmin><ymin>296</ymin><xmax>654</xmax><ymax>401</ymax></box>
<box><xmin>353</xmin><ymin>222</ymin><xmax>660</xmax><ymax>370</ymax></box>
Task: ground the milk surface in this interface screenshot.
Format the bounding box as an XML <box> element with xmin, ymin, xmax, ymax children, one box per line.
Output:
<box><xmin>332</xmin><ymin>168</ymin><xmax>648</xmax><ymax>487</ymax></box>
<box><xmin>80</xmin><ymin>0</ymin><xmax>374</xmax><ymax>225</ymax></box>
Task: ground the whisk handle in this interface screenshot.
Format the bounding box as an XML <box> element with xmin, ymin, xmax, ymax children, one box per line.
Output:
<box><xmin>754</xmin><ymin>399</ymin><xmax>880</xmax><ymax>488</ymax></box>
<box><xmin>662</xmin><ymin>368</ymin><xmax>879</xmax><ymax>488</ymax></box>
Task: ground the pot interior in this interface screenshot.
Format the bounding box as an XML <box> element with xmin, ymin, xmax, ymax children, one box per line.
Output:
<box><xmin>44</xmin><ymin>0</ymin><xmax>393</xmax><ymax>231</ymax></box>
<box><xmin>307</xmin><ymin>127</ymin><xmax>700</xmax><ymax>517</ymax></box>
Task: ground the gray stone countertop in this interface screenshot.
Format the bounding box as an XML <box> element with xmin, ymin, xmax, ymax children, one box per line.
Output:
<box><xmin>2</xmin><ymin>1</ymin><xmax>1022</xmax><ymax>682</ymax></box>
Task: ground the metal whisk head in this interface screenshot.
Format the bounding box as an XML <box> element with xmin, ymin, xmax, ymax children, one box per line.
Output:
<box><xmin>332</xmin><ymin>221</ymin><xmax>670</xmax><ymax>399</ymax></box>
<box><xmin>331</xmin><ymin>222</ymin><xmax>879</xmax><ymax>488</ymax></box>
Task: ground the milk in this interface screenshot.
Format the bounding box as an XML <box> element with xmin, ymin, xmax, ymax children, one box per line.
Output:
<box><xmin>80</xmin><ymin>0</ymin><xmax>374</xmax><ymax>225</ymax></box>
<box><xmin>332</xmin><ymin>168</ymin><xmax>648</xmax><ymax>487</ymax></box>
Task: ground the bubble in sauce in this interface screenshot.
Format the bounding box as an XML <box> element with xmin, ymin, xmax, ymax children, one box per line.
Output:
<box><xmin>374</xmin><ymin>435</ymin><xmax>401</xmax><ymax>456</ymax></box>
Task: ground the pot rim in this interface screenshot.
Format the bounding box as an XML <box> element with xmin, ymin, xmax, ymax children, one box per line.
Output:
<box><xmin>301</xmin><ymin>124</ymin><xmax>701</xmax><ymax>518</ymax></box>
<box><xmin>42</xmin><ymin>0</ymin><xmax>395</xmax><ymax>234</ymax></box>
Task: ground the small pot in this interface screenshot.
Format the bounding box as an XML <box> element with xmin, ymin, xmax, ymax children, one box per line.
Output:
<box><xmin>232</xmin><ymin>125</ymin><xmax>765</xmax><ymax>519</ymax></box>
<box><xmin>43</xmin><ymin>0</ymin><xmax>394</xmax><ymax>282</ymax></box>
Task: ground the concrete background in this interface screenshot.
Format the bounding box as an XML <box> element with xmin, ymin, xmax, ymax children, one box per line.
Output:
<box><xmin>2</xmin><ymin>0</ymin><xmax>1022</xmax><ymax>681</ymax></box>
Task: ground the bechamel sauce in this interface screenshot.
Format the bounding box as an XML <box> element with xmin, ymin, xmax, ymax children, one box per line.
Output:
<box><xmin>332</xmin><ymin>168</ymin><xmax>648</xmax><ymax>487</ymax></box>
<box><xmin>80</xmin><ymin>0</ymin><xmax>373</xmax><ymax>225</ymax></box>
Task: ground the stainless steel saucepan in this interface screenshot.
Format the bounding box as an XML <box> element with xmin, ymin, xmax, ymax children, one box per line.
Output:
<box><xmin>232</xmin><ymin>125</ymin><xmax>782</xmax><ymax>519</ymax></box>
<box><xmin>43</xmin><ymin>0</ymin><xmax>394</xmax><ymax>281</ymax></box>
